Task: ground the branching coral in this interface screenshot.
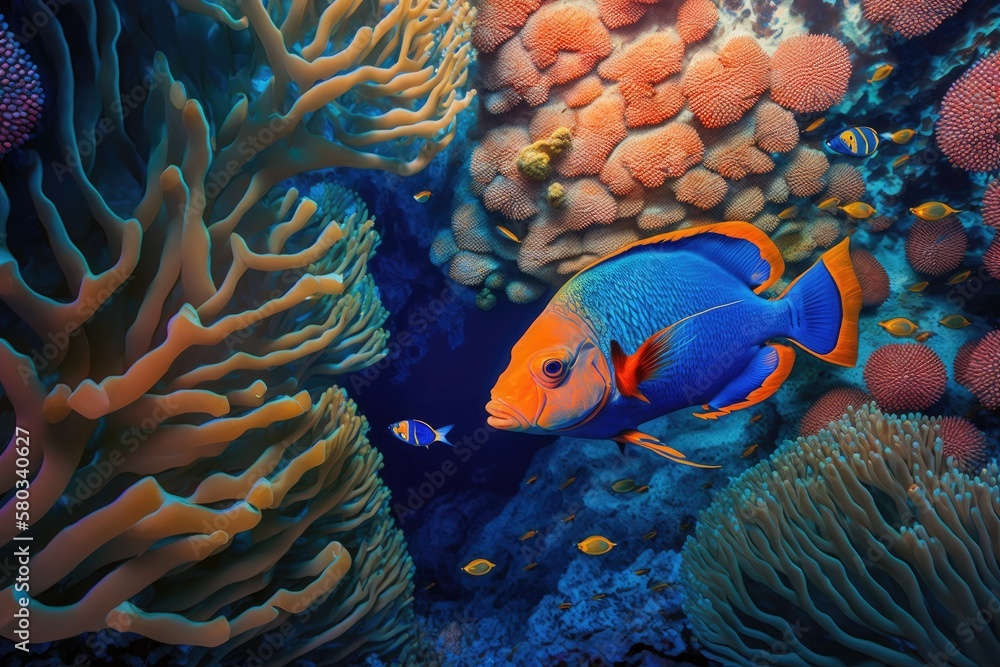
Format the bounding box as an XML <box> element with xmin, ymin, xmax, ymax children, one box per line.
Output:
<box><xmin>0</xmin><ymin>0</ymin><xmax>476</xmax><ymax>662</ymax></box>
<box><xmin>440</xmin><ymin>0</ymin><xmax>859</xmax><ymax>302</ymax></box>
<box><xmin>683</xmin><ymin>404</ymin><xmax>1000</xmax><ymax>667</ymax></box>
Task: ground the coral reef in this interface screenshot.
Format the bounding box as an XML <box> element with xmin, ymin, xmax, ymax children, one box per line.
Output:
<box><xmin>798</xmin><ymin>386</ymin><xmax>872</xmax><ymax>436</ymax></box>
<box><xmin>435</xmin><ymin>0</ymin><xmax>868</xmax><ymax>302</ymax></box>
<box><xmin>0</xmin><ymin>0</ymin><xmax>478</xmax><ymax>663</ymax></box>
<box><xmin>850</xmin><ymin>249</ymin><xmax>890</xmax><ymax>308</ymax></box>
<box><xmin>863</xmin><ymin>0</ymin><xmax>968</xmax><ymax>38</ymax></box>
<box><xmin>939</xmin><ymin>416</ymin><xmax>988</xmax><ymax>472</ymax></box>
<box><xmin>0</xmin><ymin>14</ymin><xmax>43</xmax><ymax>157</ymax></box>
<box><xmin>682</xmin><ymin>404</ymin><xmax>1000</xmax><ymax>666</ymax></box>
<box><xmin>905</xmin><ymin>217</ymin><xmax>968</xmax><ymax>277</ymax></box>
<box><xmin>954</xmin><ymin>330</ymin><xmax>1000</xmax><ymax>410</ymax></box>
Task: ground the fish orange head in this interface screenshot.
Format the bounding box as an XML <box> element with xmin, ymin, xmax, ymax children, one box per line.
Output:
<box><xmin>487</xmin><ymin>309</ymin><xmax>609</xmax><ymax>433</ymax></box>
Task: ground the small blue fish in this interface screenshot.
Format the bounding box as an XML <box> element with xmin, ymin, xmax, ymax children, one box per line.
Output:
<box><xmin>389</xmin><ymin>420</ymin><xmax>454</xmax><ymax>447</ymax></box>
<box><xmin>826</xmin><ymin>127</ymin><xmax>881</xmax><ymax>157</ymax></box>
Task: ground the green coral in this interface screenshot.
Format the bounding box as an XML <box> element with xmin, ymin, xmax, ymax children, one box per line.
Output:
<box><xmin>517</xmin><ymin>127</ymin><xmax>573</xmax><ymax>181</ymax></box>
<box><xmin>682</xmin><ymin>404</ymin><xmax>1000</xmax><ymax>667</ymax></box>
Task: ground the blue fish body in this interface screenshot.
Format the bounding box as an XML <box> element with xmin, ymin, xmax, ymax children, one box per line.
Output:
<box><xmin>826</xmin><ymin>126</ymin><xmax>881</xmax><ymax>156</ymax></box>
<box><xmin>389</xmin><ymin>420</ymin><xmax>453</xmax><ymax>447</ymax></box>
<box><xmin>488</xmin><ymin>223</ymin><xmax>862</xmax><ymax>467</ymax></box>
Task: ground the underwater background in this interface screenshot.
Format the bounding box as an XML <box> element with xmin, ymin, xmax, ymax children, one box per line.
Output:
<box><xmin>0</xmin><ymin>0</ymin><xmax>998</xmax><ymax>666</ymax></box>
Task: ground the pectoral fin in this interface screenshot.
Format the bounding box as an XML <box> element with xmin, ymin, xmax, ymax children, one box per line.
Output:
<box><xmin>693</xmin><ymin>343</ymin><xmax>795</xmax><ymax>420</ymax></box>
<box><xmin>612</xmin><ymin>429</ymin><xmax>720</xmax><ymax>469</ymax></box>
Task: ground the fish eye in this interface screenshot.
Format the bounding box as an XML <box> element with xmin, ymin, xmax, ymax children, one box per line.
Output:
<box><xmin>543</xmin><ymin>359</ymin><xmax>564</xmax><ymax>378</ymax></box>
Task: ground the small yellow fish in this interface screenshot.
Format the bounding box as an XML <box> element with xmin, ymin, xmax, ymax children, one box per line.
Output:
<box><xmin>461</xmin><ymin>558</ymin><xmax>496</xmax><ymax>576</ymax></box>
<box><xmin>914</xmin><ymin>331</ymin><xmax>933</xmax><ymax>343</ymax></box>
<box><xmin>519</xmin><ymin>530</ymin><xmax>538</xmax><ymax>541</ymax></box>
<box><xmin>633</xmin><ymin>568</ymin><xmax>651</xmax><ymax>576</ymax></box>
<box><xmin>946</xmin><ymin>269</ymin><xmax>972</xmax><ymax>285</ymax></box>
<box><xmin>557</xmin><ymin>602</ymin><xmax>573</xmax><ymax>610</ymax></box>
<box><xmin>740</xmin><ymin>443</ymin><xmax>759</xmax><ymax>458</ymax></box>
<box><xmin>804</xmin><ymin>117</ymin><xmax>826</xmax><ymax>132</ymax></box>
<box><xmin>577</xmin><ymin>535</ymin><xmax>617</xmax><ymax>555</ymax></box>
<box><xmin>612</xmin><ymin>479</ymin><xmax>636</xmax><ymax>493</ymax></box>
<box><xmin>878</xmin><ymin>317</ymin><xmax>920</xmax><ymax>337</ymax></box>
<box><xmin>641</xmin><ymin>531</ymin><xmax>657</xmax><ymax>540</ymax></box>
<box><xmin>892</xmin><ymin>155</ymin><xmax>910</xmax><ymax>169</ymax></box>
<box><xmin>591</xmin><ymin>594</ymin><xmax>607</xmax><ymax>601</ymax></box>
<box><xmin>423</xmin><ymin>582</ymin><xmax>437</xmax><ymax>591</ymax></box>
<box><xmin>907</xmin><ymin>281</ymin><xmax>929</xmax><ymax>292</ymax></box>
<box><xmin>650</xmin><ymin>582</ymin><xmax>673</xmax><ymax>593</ymax></box>
<box><xmin>889</xmin><ymin>129</ymin><xmax>915</xmax><ymax>144</ymax></box>
<box><xmin>496</xmin><ymin>225</ymin><xmax>521</xmax><ymax>243</ymax></box>
<box><xmin>560</xmin><ymin>476</ymin><xmax>577</xmax><ymax>490</ymax></box>
<box><xmin>867</xmin><ymin>64</ymin><xmax>894</xmax><ymax>83</ymax></box>
<box><xmin>413</xmin><ymin>190</ymin><xmax>432</xmax><ymax>203</ymax></box>
<box><xmin>909</xmin><ymin>202</ymin><xmax>963</xmax><ymax>221</ymax></box>
<box><xmin>525</xmin><ymin>475</ymin><xmax>538</xmax><ymax>485</ymax></box>
<box><xmin>749</xmin><ymin>413</ymin><xmax>762</xmax><ymax>425</ymax></box>
<box><xmin>700</xmin><ymin>482</ymin><xmax>714</xmax><ymax>489</ymax></box>
<box><xmin>523</xmin><ymin>562</ymin><xmax>538</xmax><ymax>571</ymax></box>
<box><xmin>635</xmin><ymin>485</ymin><xmax>650</xmax><ymax>493</ymax></box>
<box><xmin>561</xmin><ymin>514</ymin><xmax>576</xmax><ymax>523</ymax></box>
<box><xmin>817</xmin><ymin>197</ymin><xmax>840</xmax><ymax>211</ymax></box>
<box><xmin>778</xmin><ymin>206</ymin><xmax>799</xmax><ymax>219</ymax></box>
<box><xmin>838</xmin><ymin>202</ymin><xmax>877</xmax><ymax>219</ymax></box>
<box><xmin>939</xmin><ymin>314</ymin><xmax>971</xmax><ymax>329</ymax></box>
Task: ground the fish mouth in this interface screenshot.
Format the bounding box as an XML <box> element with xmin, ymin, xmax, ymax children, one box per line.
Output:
<box><xmin>486</xmin><ymin>398</ymin><xmax>530</xmax><ymax>431</ymax></box>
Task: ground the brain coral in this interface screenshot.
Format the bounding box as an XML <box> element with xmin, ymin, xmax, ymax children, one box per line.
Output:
<box><xmin>905</xmin><ymin>217</ymin><xmax>967</xmax><ymax>276</ymax></box>
<box><xmin>683</xmin><ymin>404</ymin><xmax>1000</xmax><ymax>666</ymax></box>
<box><xmin>798</xmin><ymin>386</ymin><xmax>872</xmax><ymax>436</ymax></box>
<box><xmin>0</xmin><ymin>15</ymin><xmax>44</xmax><ymax>156</ymax></box>
<box><xmin>863</xmin><ymin>343</ymin><xmax>947</xmax><ymax>412</ymax></box>
<box><xmin>769</xmin><ymin>35</ymin><xmax>852</xmax><ymax>113</ymax></box>
<box><xmin>442</xmin><ymin>0</ymin><xmax>859</xmax><ymax>302</ymax></box>
<box><xmin>0</xmin><ymin>0</ymin><xmax>477</xmax><ymax>662</ymax></box>
<box><xmin>863</xmin><ymin>0</ymin><xmax>967</xmax><ymax>38</ymax></box>
<box><xmin>937</xmin><ymin>51</ymin><xmax>1000</xmax><ymax>173</ymax></box>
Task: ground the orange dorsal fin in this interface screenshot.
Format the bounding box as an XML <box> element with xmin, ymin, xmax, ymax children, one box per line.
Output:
<box><xmin>610</xmin><ymin>327</ymin><xmax>677</xmax><ymax>403</ymax></box>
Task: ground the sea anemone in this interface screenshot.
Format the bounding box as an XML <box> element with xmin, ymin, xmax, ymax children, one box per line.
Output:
<box><xmin>863</xmin><ymin>343</ymin><xmax>947</xmax><ymax>412</ymax></box>
<box><xmin>905</xmin><ymin>217</ymin><xmax>967</xmax><ymax>276</ymax></box>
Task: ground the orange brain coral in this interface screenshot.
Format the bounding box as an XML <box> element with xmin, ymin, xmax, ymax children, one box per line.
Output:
<box><xmin>704</xmin><ymin>126</ymin><xmax>775</xmax><ymax>180</ymax></box>
<box><xmin>598</xmin><ymin>33</ymin><xmax>686</xmax><ymax>84</ymax></box>
<box><xmin>753</xmin><ymin>102</ymin><xmax>799</xmax><ymax>153</ymax></box>
<box><xmin>600</xmin><ymin>122</ymin><xmax>705</xmax><ymax>194</ymax></box>
<box><xmin>620</xmin><ymin>80</ymin><xmax>686</xmax><ymax>128</ymax></box>
<box><xmin>674</xmin><ymin>167</ymin><xmax>728</xmax><ymax>210</ymax></box>
<box><xmin>770</xmin><ymin>34</ymin><xmax>852</xmax><ymax>113</ymax></box>
<box><xmin>677</xmin><ymin>0</ymin><xmax>719</xmax><ymax>44</ymax></box>
<box><xmin>556</xmin><ymin>88</ymin><xmax>628</xmax><ymax>177</ymax></box>
<box><xmin>783</xmin><ymin>146</ymin><xmax>830</xmax><ymax>197</ymax></box>
<box><xmin>683</xmin><ymin>37</ymin><xmax>770</xmax><ymax>128</ymax></box>
<box><xmin>521</xmin><ymin>4</ymin><xmax>612</xmax><ymax>84</ymax></box>
<box><xmin>596</xmin><ymin>0</ymin><xmax>659</xmax><ymax>29</ymax></box>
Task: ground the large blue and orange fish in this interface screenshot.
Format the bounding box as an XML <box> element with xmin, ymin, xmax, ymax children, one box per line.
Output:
<box><xmin>486</xmin><ymin>223</ymin><xmax>861</xmax><ymax>467</ymax></box>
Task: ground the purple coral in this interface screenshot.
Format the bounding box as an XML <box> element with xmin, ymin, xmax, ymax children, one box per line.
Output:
<box><xmin>0</xmin><ymin>16</ymin><xmax>44</xmax><ymax>156</ymax></box>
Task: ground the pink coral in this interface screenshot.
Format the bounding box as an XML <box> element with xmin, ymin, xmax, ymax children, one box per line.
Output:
<box><xmin>600</xmin><ymin>122</ymin><xmax>704</xmax><ymax>195</ymax></box>
<box><xmin>864</xmin><ymin>344</ymin><xmax>947</xmax><ymax>412</ymax></box>
<box><xmin>864</xmin><ymin>0</ymin><xmax>967</xmax><ymax>39</ymax></box>
<box><xmin>799</xmin><ymin>387</ymin><xmax>872</xmax><ymax>436</ymax></box>
<box><xmin>0</xmin><ymin>16</ymin><xmax>44</xmax><ymax>156</ymax></box>
<box><xmin>938</xmin><ymin>416</ymin><xmax>988</xmax><ymax>471</ymax></box>
<box><xmin>850</xmin><ymin>249</ymin><xmax>890</xmax><ymax>308</ymax></box>
<box><xmin>522</xmin><ymin>4</ymin><xmax>613</xmax><ymax>86</ymax></box>
<box><xmin>472</xmin><ymin>0</ymin><xmax>540</xmax><ymax>53</ymax></box>
<box><xmin>596</xmin><ymin>0</ymin><xmax>659</xmax><ymax>29</ymax></box>
<box><xmin>936</xmin><ymin>51</ymin><xmax>1000</xmax><ymax>173</ymax></box>
<box><xmin>983</xmin><ymin>179</ymin><xmax>1000</xmax><ymax>230</ymax></box>
<box><xmin>905</xmin><ymin>218</ymin><xmax>967</xmax><ymax>277</ymax></box>
<box><xmin>957</xmin><ymin>330</ymin><xmax>1000</xmax><ymax>409</ymax></box>
<box><xmin>770</xmin><ymin>35</ymin><xmax>851</xmax><ymax>113</ymax></box>
<box><xmin>985</xmin><ymin>238</ymin><xmax>1000</xmax><ymax>280</ymax></box>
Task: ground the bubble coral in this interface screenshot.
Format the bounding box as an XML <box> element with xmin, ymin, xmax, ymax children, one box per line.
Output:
<box><xmin>864</xmin><ymin>0</ymin><xmax>968</xmax><ymax>39</ymax></box>
<box><xmin>938</xmin><ymin>416</ymin><xmax>988</xmax><ymax>472</ymax></box>
<box><xmin>769</xmin><ymin>35</ymin><xmax>852</xmax><ymax>113</ymax></box>
<box><xmin>905</xmin><ymin>217</ymin><xmax>968</xmax><ymax>276</ymax></box>
<box><xmin>936</xmin><ymin>51</ymin><xmax>1000</xmax><ymax>173</ymax></box>
<box><xmin>0</xmin><ymin>15</ymin><xmax>44</xmax><ymax>157</ymax></box>
<box><xmin>850</xmin><ymin>248</ymin><xmax>891</xmax><ymax>308</ymax></box>
<box><xmin>863</xmin><ymin>343</ymin><xmax>947</xmax><ymax>412</ymax></box>
<box><xmin>798</xmin><ymin>386</ymin><xmax>873</xmax><ymax>436</ymax></box>
<box><xmin>683</xmin><ymin>404</ymin><xmax>1000</xmax><ymax>667</ymax></box>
